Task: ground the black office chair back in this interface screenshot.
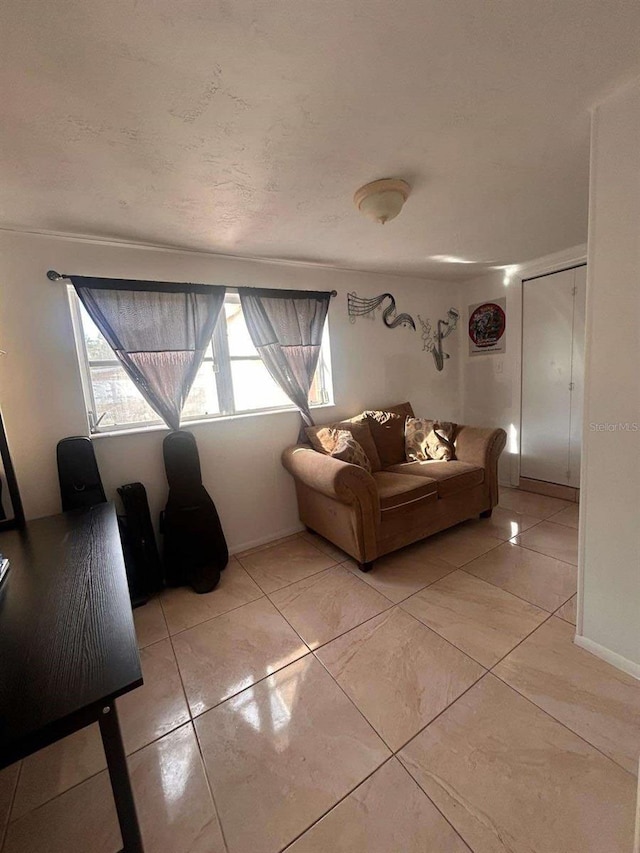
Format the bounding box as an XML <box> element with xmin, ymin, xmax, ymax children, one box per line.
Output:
<box><xmin>57</xmin><ymin>436</ymin><xmax>107</xmax><ymax>512</ymax></box>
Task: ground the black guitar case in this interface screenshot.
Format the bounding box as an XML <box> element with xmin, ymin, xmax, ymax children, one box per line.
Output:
<box><xmin>117</xmin><ymin>482</ymin><xmax>163</xmax><ymax>599</ymax></box>
<box><xmin>161</xmin><ymin>430</ymin><xmax>228</xmax><ymax>593</ymax></box>
<box><xmin>56</xmin><ymin>436</ymin><xmax>107</xmax><ymax>512</ymax></box>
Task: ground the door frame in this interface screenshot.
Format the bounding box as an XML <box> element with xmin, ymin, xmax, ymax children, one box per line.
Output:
<box><xmin>504</xmin><ymin>244</ymin><xmax>587</xmax><ymax>488</ymax></box>
<box><xmin>520</xmin><ymin>262</ymin><xmax>587</xmax><ymax>491</ymax></box>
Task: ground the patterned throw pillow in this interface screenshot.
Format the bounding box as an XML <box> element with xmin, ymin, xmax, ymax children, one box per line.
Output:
<box><xmin>308</xmin><ymin>427</ymin><xmax>372</xmax><ymax>472</ymax></box>
<box><xmin>405</xmin><ymin>418</ymin><xmax>457</xmax><ymax>462</ymax></box>
<box><xmin>306</xmin><ymin>421</ymin><xmax>380</xmax><ymax>470</ymax></box>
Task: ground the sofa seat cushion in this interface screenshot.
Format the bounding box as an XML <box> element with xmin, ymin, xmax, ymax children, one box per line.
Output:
<box><xmin>372</xmin><ymin>471</ymin><xmax>438</xmax><ymax>511</ymax></box>
<box><xmin>385</xmin><ymin>460</ymin><xmax>484</xmax><ymax>498</ymax></box>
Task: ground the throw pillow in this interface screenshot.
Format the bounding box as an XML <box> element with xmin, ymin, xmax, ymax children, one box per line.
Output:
<box><xmin>307</xmin><ymin>427</ymin><xmax>371</xmax><ymax>471</ymax></box>
<box><xmin>405</xmin><ymin>418</ymin><xmax>457</xmax><ymax>461</ymax></box>
<box><xmin>306</xmin><ymin>420</ymin><xmax>381</xmax><ymax>471</ymax></box>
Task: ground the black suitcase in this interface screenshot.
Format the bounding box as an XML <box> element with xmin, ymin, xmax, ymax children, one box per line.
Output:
<box><xmin>56</xmin><ymin>436</ymin><xmax>107</xmax><ymax>511</ymax></box>
<box><xmin>161</xmin><ymin>430</ymin><xmax>228</xmax><ymax>593</ymax></box>
<box><xmin>118</xmin><ymin>482</ymin><xmax>163</xmax><ymax>600</ymax></box>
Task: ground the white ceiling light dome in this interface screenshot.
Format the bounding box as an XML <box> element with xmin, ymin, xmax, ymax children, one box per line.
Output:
<box><xmin>353</xmin><ymin>178</ymin><xmax>411</xmax><ymax>225</ymax></box>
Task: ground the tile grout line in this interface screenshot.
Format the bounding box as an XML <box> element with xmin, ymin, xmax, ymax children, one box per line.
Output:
<box><xmin>233</xmin><ymin>531</ymin><xmax>305</xmax><ymax>560</ymax></box>
<box><xmin>189</xmin><ymin>722</ymin><xmax>232</xmax><ymax>853</ymax></box>
<box><xmin>339</xmin><ymin>556</ymin><xmax>459</xmax><ymax>602</ymax></box>
<box><xmin>253</xmin><ymin>586</ymin><xmax>402</xmax><ymax>753</ymax></box>
<box><xmin>192</xmin><ymin>511</ymin><xmax>583</xmax><ymax>850</ymax></box>
<box><xmin>393</xmin><ymin>752</ymin><xmax>475</xmax><ymax>853</ymax></box>
<box><xmin>186</xmin><ymin>624</ymin><xmax>395</xmax><ymax>853</ymax></box>
<box><xmin>4</xmin><ymin>720</ymin><xmax>195</xmax><ymax>831</ymax></box>
<box><xmin>164</xmin><ymin>617</ymin><xmax>232</xmax><ymax>853</ymax></box>
<box><xmin>552</xmin><ymin>596</ymin><xmax>577</xmax><ymax>625</ymax></box>
<box><xmin>188</xmin><ymin>648</ymin><xmax>314</xmax><ymax>723</ymax></box>
<box><xmin>312</xmin><ymin>633</ymin><xmax>399</xmax><ymax>755</ymax></box>
<box><xmin>390</xmin><ymin>668</ymin><xmax>490</xmax><ymax>757</ymax></box>
<box><xmin>455</xmin><ymin>565</ymin><xmax>562</xmax><ymax>612</ymax></box>
<box><xmin>160</xmin><ymin>514</ymin><xmax>568</xmax><ymax>641</ymax></box>
<box><xmin>398</xmin><ymin>592</ymin><xmax>551</xmax><ymax>671</ymax></box>
<box><xmin>237</xmin><ymin>557</ymin><xmax>341</xmax><ymax>597</ymax></box>
<box><xmin>268</xmin><ymin>587</ymin><xmax>396</xmax><ymax>654</ymax></box>
<box><xmin>2</xmin><ymin>760</ymin><xmax>24</xmax><ymax>847</ymax></box>
<box><xmin>159</xmin><ymin>588</ymin><xmax>267</xmax><ymax>639</ymax></box>
<box><xmin>271</xmin><ymin>597</ymin><xmax>493</xmax><ymax>849</ymax></box>
<box><xmin>276</xmin><ymin>755</ymin><xmax>397</xmax><ymax>853</ymax></box>
<box><xmin>392</xmin><ymin>681</ymin><xmax>499</xmax><ymax>850</ymax></box>
<box><xmin>487</xmin><ymin>610</ymin><xmax>556</xmax><ymax>671</ymax></box>
<box><xmin>273</xmin><ymin>597</ymin><xmax>491</xmax><ymax>757</ymax></box>
<box><xmin>508</xmin><ymin>539</ymin><xmax>578</xmax><ymax>568</ymax></box>
<box><xmin>458</xmin><ymin>539</ymin><xmax>577</xmax><ymax>611</ymax></box>
<box><xmin>235</xmin><ymin>533</ymin><xmax>340</xmax><ymax>595</ymax></box>
<box><xmin>488</xmin><ymin>669</ymin><xmax>638</xmax><ymax>779</ymax></box>
<box><xmin>8</xmin><ymin>515</ymin><xmax>582</xmax><ymax>847</ymax></box>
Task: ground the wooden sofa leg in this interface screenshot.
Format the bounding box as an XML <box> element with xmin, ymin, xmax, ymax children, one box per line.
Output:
<box><xmin>480</xmin><ymin>509</ymin><xmax>493</xmax><ymax>518</ymax></box>
<box><xmin>359</xmin><ymin>561</ymin><xmax>374</xmax><ymax>573</ymax></box>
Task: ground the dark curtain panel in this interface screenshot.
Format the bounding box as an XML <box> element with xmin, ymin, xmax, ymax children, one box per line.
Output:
<box><xmin>71</xmin><ymin>277</ymin><xmax>226</xmax><ymax>430</ymax></box>
<box><xmin>239</xmin><ymin>287</ymin><xmax>331</xmax><ymax>431</ymax></box>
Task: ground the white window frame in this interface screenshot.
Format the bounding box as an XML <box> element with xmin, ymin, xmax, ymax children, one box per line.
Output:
<box><xmin>69</xmin><ymin>287</ymin><xmax>333</xmax><ymax>434</ymax></box>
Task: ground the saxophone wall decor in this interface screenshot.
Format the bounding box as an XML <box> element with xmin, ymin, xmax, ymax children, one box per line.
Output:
<box><xmin>418</xmin><ymin>308</ymin><xmax>460</xmax><ymax>371</ymax></box>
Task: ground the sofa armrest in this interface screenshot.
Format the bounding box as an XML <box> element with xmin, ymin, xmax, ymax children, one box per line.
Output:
<box><xmin>455</xmin><ymin>426</ymin><xmax>507</xmax><ymax>507</ymax></box>
<box><xmin>282</xmin><ymin>445</ymin><xmax>379</xmax><ymax>510</ymax></box>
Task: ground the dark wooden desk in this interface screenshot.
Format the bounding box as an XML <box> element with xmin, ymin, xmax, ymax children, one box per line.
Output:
<box><xmin>0</xmin><ymin>503</ymin><xmax>144</xmax><ymax>852</ymax></box>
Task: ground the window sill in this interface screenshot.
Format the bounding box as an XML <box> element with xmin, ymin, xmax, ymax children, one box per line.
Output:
<box><xmin>89</xmin><ymin>403</ymin><xmax>337</xmax><ymax>439</ymax></box>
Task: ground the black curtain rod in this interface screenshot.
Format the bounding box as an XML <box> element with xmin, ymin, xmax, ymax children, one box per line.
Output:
<box><xmin>46</xmin><ymin>270</ymin><xmax>338</xmax><ymax>297</ymax></box>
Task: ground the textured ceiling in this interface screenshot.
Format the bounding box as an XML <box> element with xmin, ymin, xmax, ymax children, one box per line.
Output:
<box><xmin>1</xmin><ymin>0</ymin><xmax>640</xmax><ymax>280</ymax></box>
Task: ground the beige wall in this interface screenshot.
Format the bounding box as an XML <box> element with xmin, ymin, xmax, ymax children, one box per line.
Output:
<box><xmin>460</xmin><ymin>267</ymin><xmax>521</xmax><ymax>485</ymax></box>
<box><xmin>460</xmin><ymin>247</ymin><xmax>586</xmax><ymax>486</ymax></box>
<box><xmin>576</xmin><ymin>78</ymin><xmax>640</xmax><ymax>674</ymax></box>
<box><xmin>0</xmin><ymin>231</ymin><xmax>462</xmax><ymax>552</ymax></box>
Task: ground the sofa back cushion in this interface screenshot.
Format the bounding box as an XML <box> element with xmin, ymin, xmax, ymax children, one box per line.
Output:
<box><xmin>355</xmin><ymin>403</ymin><xmax>415</xmax><ymax>468</ymax></box>
<box><xmin>306</xmin><ymin>421</ymin><xmax>379</xmax><ymax>471</ymax></box>
<box><xmin>405</xmin><ymin>418</ymin><xmax>457</xmax><ymax>462</ymax></box>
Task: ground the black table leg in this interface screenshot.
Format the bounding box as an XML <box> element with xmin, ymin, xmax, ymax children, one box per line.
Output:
<box><xmin>99</xmin><ymin>703</ymin><xmax>144</xmax><ymax>853</ymax></box>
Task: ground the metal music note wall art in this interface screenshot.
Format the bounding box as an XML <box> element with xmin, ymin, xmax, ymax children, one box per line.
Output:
<box><xmin>347</xmin><ymin>292</ymin><xmax>416</xmax><ymax>330</ymax></box>
<box><xmin>347</xmin><ymin>292</ymin><xmax>459</xmax><ymax>372</ymax></box>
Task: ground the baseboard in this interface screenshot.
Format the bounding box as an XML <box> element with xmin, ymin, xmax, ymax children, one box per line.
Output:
<box><xmin>229</xmin><ymin>524</ymin><xmax>305</xmax><ymax>556</ymax></box>
<box><xmin>519</xmin><ymin>477</ymin><xmax>579</xmax><ymax>502</ymax></box>
<box><xmin>574</xmin><ymin>634</ymin><xmax>640</xmax><ymax>681</ymax></box>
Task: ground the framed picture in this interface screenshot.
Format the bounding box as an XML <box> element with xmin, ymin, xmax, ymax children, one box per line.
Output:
<box><xmin>468</xmin><ymin>298</ymin><xmax>507</xmax><ymax>356</ymax></box>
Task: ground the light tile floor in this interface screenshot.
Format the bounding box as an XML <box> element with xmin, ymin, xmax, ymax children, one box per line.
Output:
<box><xmin>1</xmin><ymin>489</ymin><xmax>638</xmax><ymax>853</ymax></box>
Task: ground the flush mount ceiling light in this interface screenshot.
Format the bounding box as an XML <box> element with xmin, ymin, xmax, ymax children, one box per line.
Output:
<box><xmin>353</xmin><ymin>178</ymin><xmax>411</xmax><ymax>225</ymax></box>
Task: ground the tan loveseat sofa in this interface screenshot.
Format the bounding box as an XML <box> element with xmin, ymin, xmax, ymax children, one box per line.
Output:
<box><xmin>282</xmin><ymin>402</ymin><xmax>506</xmax><ymax>572</ymax></box>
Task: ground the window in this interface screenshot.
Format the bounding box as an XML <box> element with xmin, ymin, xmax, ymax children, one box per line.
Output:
<box><xmin>69</xmin><ymin>289</ymin><xmax>333</xmax><ymax>432</ymax></box>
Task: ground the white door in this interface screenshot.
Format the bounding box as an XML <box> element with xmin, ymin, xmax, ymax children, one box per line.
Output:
<box><xmin>568</xmin><ymin>266</ymin><xmax>586</xmax><ymax>487</ymax></box>
<box><xmin>521</xmin><ymin>268</ymin><xmax>578</xmax><ymax>486</ymax></box>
